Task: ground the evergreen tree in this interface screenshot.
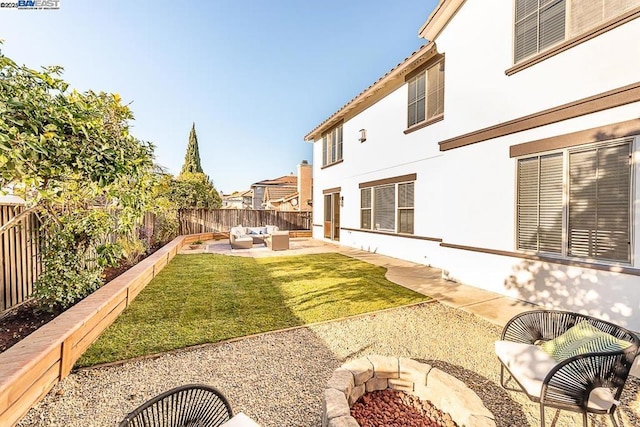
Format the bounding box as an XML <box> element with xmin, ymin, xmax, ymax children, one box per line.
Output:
<box><xmin>180</xmin><ymin>122</ymin><xmax>204</xmax><ymax>175</ymax></box>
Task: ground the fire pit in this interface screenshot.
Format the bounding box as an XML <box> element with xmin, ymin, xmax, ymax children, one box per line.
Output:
<box><xmin>321</xmin><ymin>355</ymin><xmax>495</xmax><ymax>427</ymax></box>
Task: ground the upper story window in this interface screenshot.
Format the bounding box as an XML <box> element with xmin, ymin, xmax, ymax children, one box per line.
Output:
<box><xmin>514</xmin><ymin>0</ymin><xmax>640</xmax><ymax>63</ymax></box>
<box><xmin>407</xmin><ymin>59</ymin><xmax>444</xmax><ymax>128</ymax></box>
<box><xmin>516</xmin><ymin>138</ymin><xmax>632</xmax><ymax>263</ymax></box>
<box><xmin>322</xmin><ymin>124</ymin><xmax>343</xmax><ymax>167</ymax></box>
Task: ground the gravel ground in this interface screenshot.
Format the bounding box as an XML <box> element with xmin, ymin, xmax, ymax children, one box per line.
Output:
<box><xmin>18</xmin><ymin>302</ymin><xmax>640</xmax><ymax>427</ymax></box>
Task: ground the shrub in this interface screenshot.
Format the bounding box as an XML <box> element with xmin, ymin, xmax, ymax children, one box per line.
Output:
<box><xmin>34</xmin><ymin>210</ymin><xmax>113</xmax><ymax>311</ymax></box>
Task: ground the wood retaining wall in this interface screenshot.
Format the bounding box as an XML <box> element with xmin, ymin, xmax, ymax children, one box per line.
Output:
<box><xmin>0</xmin><ymin>232</ymin><xmax>214</xmax><ymax>426</ymax></box>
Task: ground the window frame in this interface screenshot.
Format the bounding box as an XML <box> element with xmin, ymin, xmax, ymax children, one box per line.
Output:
<box><xmin>360</xmin><ymin>178</ymin><xmax>416</xmax><ymax>235</ymax></box>
<box><xmin>406</xmin><ymin>59</ymin><xmax>445</xmax><ymax>130</ymax></box>
<box><xmin>360</xmin><ymin>187</ymin><xmax>372</xmax><ymax>230</ymax></box>
<box><xmin>322</xmin><ymin>124</ymin><xmax>343</xmax><ymax>167</ymax></box>
<box><xmin>515</xmin><ymin>137</ymin><xmax>634</xmax><ymax>265</ymax></box>
<box><xmin>511</xmin><ymin>1</ymin><xmax>640</xmax><ymax>69</ymax></box>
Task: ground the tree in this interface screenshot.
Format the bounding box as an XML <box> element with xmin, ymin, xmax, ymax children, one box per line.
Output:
<box><xmin>171</xmin><ymin>122</ymin><xmax>221</xmax><ymax>210</ymax></box>
<box><xmin>169</xmin><ymin>172</ymin><xmax>222</xmax><ymax>209</ymax></box>
<box><xmin>0</xmin><ymin>45</ymin><xmax>157</xmax><ymax>309</ymax></box>
<box><xmin>180</xmin><ymin>122</ymin><xmax>203</xmax><ymax>175</ymax></box>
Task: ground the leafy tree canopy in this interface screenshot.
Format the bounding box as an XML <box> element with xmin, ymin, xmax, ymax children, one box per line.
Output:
<box><xmin>170</xmin><ymin>172</ymin><xmax>222</xmax><ymax>209</ymax></box>
<box><xmin>0</xmin><ymin>47</ymin><xmax>155</xmax><ymax>231</ymax></box>
<box><xmin>0</xmin><ymin>44</ymin><xmax>158</xmax><ymax>309</ymax></box>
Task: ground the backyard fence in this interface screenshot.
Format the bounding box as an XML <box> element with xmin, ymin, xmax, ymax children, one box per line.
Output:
<box><xmin>0</xmin><ymin>203</ymin><xmax>42</xmax><ymax>312</ymax></box>
<box><xmin>0</xmin><ymin>205</ymin><xmax>160</xmax><ymax>314</ymax></box>
<box><xmin>178</xmin><ymin>209</ymin><xmax>312</xmax><ymax>234</ymax></box>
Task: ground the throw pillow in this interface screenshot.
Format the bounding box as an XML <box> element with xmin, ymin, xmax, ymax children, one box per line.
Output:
<box><xmin>540</xmin><ymin>321</ymin><xmax>631</xmax><ymax>362</ymax></box>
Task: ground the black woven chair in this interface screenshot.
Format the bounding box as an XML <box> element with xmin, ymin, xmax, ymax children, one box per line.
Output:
<box><xmin>496</xmin><ymin>310</ymin><xmax>639</xmax><ymax>427</ymax></box>
<box><xmin>118</xmin><ymin>384</ymin><xmax>233</xmax><ymax>427</ymax></box>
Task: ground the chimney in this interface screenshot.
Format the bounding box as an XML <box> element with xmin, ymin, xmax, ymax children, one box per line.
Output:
<box><xmin>297</xmin><ymin>160</ymin><xmax>312</xmax><ymax>211</ymax></box>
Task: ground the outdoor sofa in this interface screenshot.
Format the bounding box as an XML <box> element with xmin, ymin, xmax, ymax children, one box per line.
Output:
<box><xmin>229</xmin><ymin>225</ymin><xmax>280</xmax><ymax>249</ymax></box>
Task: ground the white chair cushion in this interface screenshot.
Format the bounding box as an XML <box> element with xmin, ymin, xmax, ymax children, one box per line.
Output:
<box><xmin>588</xmin><ymin>387</ymin><xmax>617</xmax><ymax>411</ymax></box>
<box><xmin>495</xmin><ymin>341</ymin><xmax>558</xmax><ymax>398</ymax></box>
<box><xmin>495</xmin><ymin>341</ymin><xmax>617</xmax><ymax>411</ymax></box>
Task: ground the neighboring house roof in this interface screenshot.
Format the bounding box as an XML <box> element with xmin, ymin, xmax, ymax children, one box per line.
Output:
<box><xmin>263</xmin><ymin>186</ymin><xmax>296</xmax><ymax>202</ymax></box>
<box><xmin>229</xmin><ymin>189</ymin><xmax>253</xmax><ymax>197</ymax></box>
<box><xmin>304</xmin><ymin>42</ymin><xmax>437</xmax><ymax>142</ymax></box>
<box><xmin>223</xmin><ymin>189</ymin><xmax>253</xmax><ymax>199</ymax></box>
<box><xmin>252</xmin><ymin>175</ymin><xmax>297</xmax><ymax>186</ymax></box>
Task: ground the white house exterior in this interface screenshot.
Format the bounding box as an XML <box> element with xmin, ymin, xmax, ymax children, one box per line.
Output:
<box><xmin>305</xmin><ymin>0</ymin><xmax>640</xmax><ymax>329</ymax></box>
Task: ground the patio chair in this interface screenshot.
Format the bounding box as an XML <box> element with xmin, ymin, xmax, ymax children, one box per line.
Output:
<box><xmin>118</xmin><ymin>384</ymin><xmax>233</xmax><ymax>427</ymax></box>
<box><xmin>495</xmin><ymin>310</ymin><xmax>639</xmax><ymax>427</ymax></box>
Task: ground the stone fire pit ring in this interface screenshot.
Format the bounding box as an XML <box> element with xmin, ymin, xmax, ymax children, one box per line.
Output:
<box><xmin>322</xmin><ymin>355</ymin><xmax>496</xmax><ymax>427</ymax></box>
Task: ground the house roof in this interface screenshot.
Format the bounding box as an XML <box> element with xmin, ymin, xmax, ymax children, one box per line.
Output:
<box><xmin>264</xmin><ymin>187</ymin><xmax>296</xmax><ymax>201</ymax></box>
<box><xmin>304</xmin><ymin>42</ymin><xmax>437</xmax><ymax>142</ymax></box>
<box><xmin>418</xmin><ymin>0</ymin><xmax>465</xmax><ymax>41</ymax></box>
<box><xmin>226</xmin><ymin>189</ymin><xmax>252</xmax><ymax>197</ymax></box>
<box><xmin>252</xmin><ymin>175</ymin><xmax>297</xmax><ymax>186</ymax></box>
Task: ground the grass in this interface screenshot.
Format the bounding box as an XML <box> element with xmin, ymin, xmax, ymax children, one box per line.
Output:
<box><xmin>77</xmin><ymin>253</ymin><xmax>429</xmax><ymax>367</ymax></box>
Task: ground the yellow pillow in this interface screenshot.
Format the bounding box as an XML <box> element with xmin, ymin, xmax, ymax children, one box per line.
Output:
<box><xmin>540</xmin><ymin>321</ymin><xmax>631</xmax><ymax>362</ymax></box>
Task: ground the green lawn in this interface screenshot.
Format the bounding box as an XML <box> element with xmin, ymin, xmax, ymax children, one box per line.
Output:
<box><xmin>77</xmin><ymin>253</ymin><xmax>428</xmax><ymax>367</ymax></box>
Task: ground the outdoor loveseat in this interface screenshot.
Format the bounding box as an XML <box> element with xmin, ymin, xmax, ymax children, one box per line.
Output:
<box><xmin>495</xmin><ymin>310</ymin><xmax>639</xmax><ymax>427</ymax></box>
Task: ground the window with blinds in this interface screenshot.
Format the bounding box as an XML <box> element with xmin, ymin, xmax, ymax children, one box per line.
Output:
<box><xmin>514</xmin><ymin>0</ymin><xmax>566</xmax><ymax>63</ymax></box>
<box><xmin>374</xmin><ymin>185</ymin><xmax>396</xmax><ymax>232</ymax></box>
<box><xmin>361</xmin><ymin>188</ymin><xmax>372</xmax><ymax>230</ymax></box>
<box><xmin>517</xmin><ymin>153</ymin><xmax>563</xmax><ymax>253</ymax></box>
<box><xmin>516</xmin><ymin>139</ymin><xmax>632</xmax><ymax>263</ymax></box>
<box><xmin>513</xmin><ymin>0</ymin><xmax>639</xmax><ymax>63</ymax></box>
<box><xmin>407</xmin><ymin>60</ymin><xmax>444</xmax><ymax>127</ymax></box>
<box><xmin>398</xmin><ymin>182</ymin><xmax>415</xmax><ymax>234</ymax></box>
<box><xmin>568</xmin><ymin>142</ymin><xmax>631</xmax><ymax>262</ymax></box>
<box><xmin>570</xmin><ymin>0</ymin><xmax>639</xmax><ymax>36</ymax></box>
<box><xmin>360</xmin><ymin>179</ymin><xmax>415</xmax><ymax>234</ymax></box>
<box><xmin>322</xmin><ymin>125</ymin><xmax>343</xmax><ymax>166</ymax></box>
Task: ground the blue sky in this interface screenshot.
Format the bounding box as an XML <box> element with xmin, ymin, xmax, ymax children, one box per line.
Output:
<box><xmin>1</xmin><ymin>0</ymin><xmax>438</xmax><ymax>193</ymax></box>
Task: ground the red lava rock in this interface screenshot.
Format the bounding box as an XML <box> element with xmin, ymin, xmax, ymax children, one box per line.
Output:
<box><xmin>350</xmin><ymin>389</ymin><xmax>459</xmax><ymax>427</ymax></box>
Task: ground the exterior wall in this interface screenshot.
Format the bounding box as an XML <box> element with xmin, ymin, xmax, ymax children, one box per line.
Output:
<box><xmin>311</xmin><ymin>1</ymin><xmax>640</xmax><ymax>329</ymax></box>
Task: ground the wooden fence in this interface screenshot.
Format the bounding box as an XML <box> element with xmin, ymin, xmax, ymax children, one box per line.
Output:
<box><xmin>0</xmin><ymin>204</ymin><xmax>41</xmax><ymax>312</ymax></box>
<box><xmin>179</xmin><ymin>209</ymin><xmax>312</xmax><ymax>235</ymax></box>
<box><xmin>0</xmin><ymin>206</ymin><xmax>159</xmax><ymax>314</ymax></box>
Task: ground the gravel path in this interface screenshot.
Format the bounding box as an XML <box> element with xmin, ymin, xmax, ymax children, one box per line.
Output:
<box><xmin>18</xmin><ymin>302</ymin><xmax>640</xmax><ymax>427</ymax></box>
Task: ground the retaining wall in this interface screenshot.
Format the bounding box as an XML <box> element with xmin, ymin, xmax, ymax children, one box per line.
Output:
<box><xmin>0</xmin><ymin>232</ymin><xmax>214</xmax><ymax>426</ymax></box>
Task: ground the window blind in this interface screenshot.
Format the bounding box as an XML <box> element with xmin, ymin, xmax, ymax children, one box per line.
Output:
<box><xmin>374</xmin><ymin>185</ymin><xmax>396</xmax><ymax>231</ymax></box>
<box><xmin>514</xmin><ymin>0</ymin><xmax>566</xmax><ymax>63</ymax></box>
<box><xmin>397</xmin><ymin>182</ymin><xmax>415</xmax><ymax>234</ymax></box>
<box><xmin>517</xmin><ymin>153</ymin><xmax>563</xmax><ymax>253</ymax></box>
<box><xmin>361</xmin><ymin>188</ymin><xmax>372</xmax><ymax>229</ymax></box>
<box><xmin>571</xmin><ymin>0</ymin><xmax>639</xmax><ymax>36</ymax></box>
<box><xmin>408</xmin><ymin>74</ymin><xmax>426</xmax><ymax>127</ymax></box>
<box><xmin>568</xmin><ymin>142</ymin><xmax>630</xmax><ymax>262</ymax></box>
<box><xmin>426</xmin><ymin>62</ymin><xmax>444</xmax><ymax>120</ymax></box>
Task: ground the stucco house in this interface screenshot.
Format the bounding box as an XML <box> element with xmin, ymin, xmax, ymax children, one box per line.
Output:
<box><xmin>251</xmin><ymin>160</ymin><xmax>313</xmax><ymax>211</ymax></box>
<box><xmin>305</xmin><ymin>1</ymin><xmax>640</xmax><ymax>328</ymax></box>
<box><xmin>221</xmin><ymin>190</ymin><xmax>253</xmax><ymax>209</ymax></box>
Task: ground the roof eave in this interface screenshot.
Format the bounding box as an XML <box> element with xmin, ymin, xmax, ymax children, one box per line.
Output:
<box><xmin>304</xmin><ymin>42</ymin><xmax>437</xmax><ymax>142</ymax></box>
<box><xmin>418</xmin><ymin>0</ymin><xmax>466</xmax><ymax>41</ymax></box>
